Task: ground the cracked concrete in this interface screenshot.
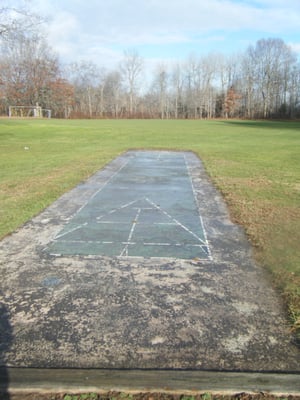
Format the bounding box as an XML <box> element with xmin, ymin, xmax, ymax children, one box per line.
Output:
<box><xmin>0</xmin><ymin>151</ymin><xmax>299</xmax><ymax>371</ymax></box>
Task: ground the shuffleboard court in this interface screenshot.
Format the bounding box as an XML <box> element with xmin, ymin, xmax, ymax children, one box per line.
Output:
<box><xmin>0</xmin><ymin>150</ymin><xmax>299</xmax><ymax>373</ymax></box>
<box><xmin>47</xmin><ymin>151</ymin><xmax>211</xmax><ymax>260</ymax></box>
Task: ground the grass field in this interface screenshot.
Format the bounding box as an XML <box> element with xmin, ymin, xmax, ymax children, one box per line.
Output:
<box><xmin>0</xmin><ymin>118</ymin><xmax>299</xmax><ymax>335</ymax></box>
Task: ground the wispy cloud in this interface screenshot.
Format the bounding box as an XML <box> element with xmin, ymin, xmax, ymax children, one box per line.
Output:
<box><xmin>46</xmin><ymin>11</ymin><xmax>80</xmax><ymax>58</ymax></box>
<box><xmin>31</xmin><ymin>0</ymin><xmax>300</xmax><ymax>67</ymax></box>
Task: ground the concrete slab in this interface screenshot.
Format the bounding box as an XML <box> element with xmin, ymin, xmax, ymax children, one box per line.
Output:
<box><xmin>0</xmin><ymin>150</ymin><xmax>299</xmax><ymax>372</ymax></box>
<box><xmin>47</xmin><ymin>151</ymin><xmax>210</xmax><ymax>259</ymax></box>
<box><xmin>2</xmin><ymin>368</ymin><xmax>300</xmax><ymax>396</ymax></box>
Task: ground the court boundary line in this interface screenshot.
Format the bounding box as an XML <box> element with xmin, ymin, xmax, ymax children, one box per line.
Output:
<box><xmin>70</xmin><ymin>156</ymin><xmax>133</xmax><ymax>220</ymax></box>
<box><xmin>49</xmin><ymin>152</ymin><xmax>213</xmax><ymax>261</ymax></box>
<box><xmin>184</xmin><ymin>154</ymin><xmax>212</xmax><ymax>260</ymax></box>
<box><xmin>50</xmin><ymin>196</ymin><xmax>211</xmax><ymax>260</ymax></box>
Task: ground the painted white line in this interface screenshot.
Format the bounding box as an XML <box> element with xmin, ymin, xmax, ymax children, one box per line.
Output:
<box><xmin>154</xmin><ymin>222</ymin><xmax>177</xmax><ymax>225</ymax></box>
<box><xmin>52</xmin><ymin>239</ymin><xmax>208</xmax><ymax>249</ymax></box>
<box><xmin>121</xmin><ymin>200</ymin><xmax>139</xmax><ymax>208</ymax></box>
<box><xmin>53</xmin><ymin>239</ymin><xmax>111</xmax><ymax>244</ymax></box>
<box><xmin>199</xmin><ymin>215</ymin><xmax>212</xmax><ymax>259</ymax></box>
<box><xmin>97</xmin><ymin>199</ymin><xmax>143</xmax><ymax>221</ymax></box>
<box><xmin>128</xmin><ymin>210</ymin><xmax>141</xmax><ymax>242</ymax></box>
<box><xmin>132</xmin><ymin>207</ymin><xmax>153</xmax><ymax>210</ymax></box>
<box><xmin>97</xmin><ymin>221</ymin><xmax>129</xmax><ymax>224</ymax></box>
<box><xmin>184</xmin><ymin>154</ymin><xmax>213</xmax><ymax>260</ymax></box>
<box><xmin>145</xmin><ymin>197</ymin><xmax>207</xmax><ymax>245</ymax></box>
<box><xmin>143</xmin><ymin>242</ymin><xmax>208</xmax><ymax>249</ymax></box>
<box><xmin>144</xmin><ymin>242</ymin><xmax>172</xmax><ymax>246</ymax></box>
<box><xmin>51</xmin><ymin>153</ymin><xmax>212</xmax><ymax>261</ymax></box>
<box><xmin>54</xmin><ymin>222</ymin><xmax>88</xmax><ymax>239</ymax></box>
<box><xmin>71</xmin><ymin>157</ymin><xmax>132</xmax><ymax>219</ymax></box>
<box><xmin>120</xmin><ymin>208</ymin><xmax>141</xmax><ymax>256</ymax></box>
<box><xmin>117</xmin><ymin>256</ymin><xmax>211</xmax><ymax>261</ymax></box>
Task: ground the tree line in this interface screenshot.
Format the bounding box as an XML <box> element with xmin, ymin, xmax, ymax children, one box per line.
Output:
<box><xmin>0</xmin><ymin>6</ymin><xmax>299</xmax><ymax>119</ymax></box>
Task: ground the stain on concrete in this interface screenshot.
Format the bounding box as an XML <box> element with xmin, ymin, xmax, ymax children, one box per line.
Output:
<box><xmin>0</xmin><ymin>151</ymin><xmax>299</xmax><ymax>371</ymax></box>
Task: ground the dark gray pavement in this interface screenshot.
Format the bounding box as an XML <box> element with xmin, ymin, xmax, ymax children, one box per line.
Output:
<box><xmin>47</xmin><ymin>151</ymin><xmax>211</xmax><ymax>259</ymax></box>
<box><xmin>0</xmin><ymin>151</ymin><xmax>299</xmax><ymax>372</ymax></box>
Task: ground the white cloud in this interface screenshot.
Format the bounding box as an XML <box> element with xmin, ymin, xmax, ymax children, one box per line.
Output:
<box><xmin>46</xmin><ymin>12</ymin><xmax>80</xmax><ymax>58</ymax></box>
<box><xmin>30</xmin><ymin>0</ymin><xmax>300</xmax><ymax>67</ymax></box>
<box><xmin>289</xmin><ymin>42</ymin><xmax>300</xmax><ymax>55</ymax></box>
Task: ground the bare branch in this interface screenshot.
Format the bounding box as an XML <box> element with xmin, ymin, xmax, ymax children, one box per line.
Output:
<box><xmin>0</xmin><ymin>2</ymin><xmax>44</xmax><ymax>40</ymax></box>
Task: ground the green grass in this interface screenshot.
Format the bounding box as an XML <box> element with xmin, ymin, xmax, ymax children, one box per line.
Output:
<box><xmin>0</xmin><ymin>118</ymin><xmax>299</xmax><ymax>333</ymax></box>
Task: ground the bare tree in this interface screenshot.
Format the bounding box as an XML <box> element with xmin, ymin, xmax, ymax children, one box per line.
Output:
<box><xmin>183</xmin><ymin>55</ymin><xmax>201</xmax><ymax>118</ymax></box>
<box><xmin>171</xmin><ymin>63</ymin><xmax>184</xmax><ymax>118</ymax></box>
<box><xmin>150</xmin><ymin>64</ymin><xmax>169</xmax><ymax>119</ymax></box>
<box><xmin>68</xmin><ymin>61</ymin><xmax>103</xmax><ymax>118</ymax></box>
<box><xmin>0</xmin><ymin>32</ymin><xmax>60</xmax><ymax>112</ymax></box>
<box><xmin>289</xmin><ymin>64</ymin><xmax>300</xmax><ymax>118</ymax></box>
<box><xmin>103</xmin><ymin>70</ymin><xmax>124</xmax><ymax>118</ymax></box>
<box><xmin>0</xmin><ymin>1</ymin><xmax>43</xmax><ymax>40</ymax></box>
<box><xmin>241</xmin><ymin>51</ymin><xmax>256</xmax><ymax>118</ymax></box>
<box><xmin>120</xmin><ymin>49</ymin><xmax>143</xmax><ymax>117</ymax></box>
<box><xmin>215</xmin><ymin>53</ymin><xmax>242</xmax><ymax>117</ymax></box>
<box><xmin>244</xmin><ymin>38</ymin><xmax>297</xmax><ymax>118</ymax></box>
<box><xmin>1</xmin><ymin>19</ymin><xmax>299</xmax><ymax>120</ymax></box>
<box><xmin>200</xmin><ymin>54</ymin><xmax>219</xmax><ymax>118</ymax></box>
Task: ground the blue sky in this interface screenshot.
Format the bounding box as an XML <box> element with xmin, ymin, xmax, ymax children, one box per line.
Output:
<box><xmin>31</xmin><ymin>0</ymin><xmax>300</xmax><ymax>69</ymax></box>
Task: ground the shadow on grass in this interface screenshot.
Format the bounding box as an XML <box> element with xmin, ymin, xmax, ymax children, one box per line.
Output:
<box><xmin>220</xmin><ymin>119</ymin><xmax>300</xmax><ymax>130</ymax></box>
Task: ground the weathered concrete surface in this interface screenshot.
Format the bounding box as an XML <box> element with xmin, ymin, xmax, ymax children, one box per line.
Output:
<box><xmin>0</xmin><ymin>151</ymin><xmax>299</xmax><ymax>371</ymax></box>
<box><xmin>2</xmin><ymin>368</ymin><xmax>300</xmax><ymax>396</ymax></box>
<box><xmin>47</xmin><ymin>151</ymin><xmax>211</xmax><ymax>260</ymax></box>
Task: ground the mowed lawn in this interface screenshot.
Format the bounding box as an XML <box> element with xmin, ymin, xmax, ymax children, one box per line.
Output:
<box><xmin>0</xmin><ymin>118</ymin><xmax>299</xmax><ymax>333</ymax></box>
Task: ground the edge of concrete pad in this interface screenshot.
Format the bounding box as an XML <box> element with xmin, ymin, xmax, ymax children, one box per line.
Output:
<box><xmin>2</xmin><ymin>368</ymin><xmax>300</xmax><ymax>396</ymax></box>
